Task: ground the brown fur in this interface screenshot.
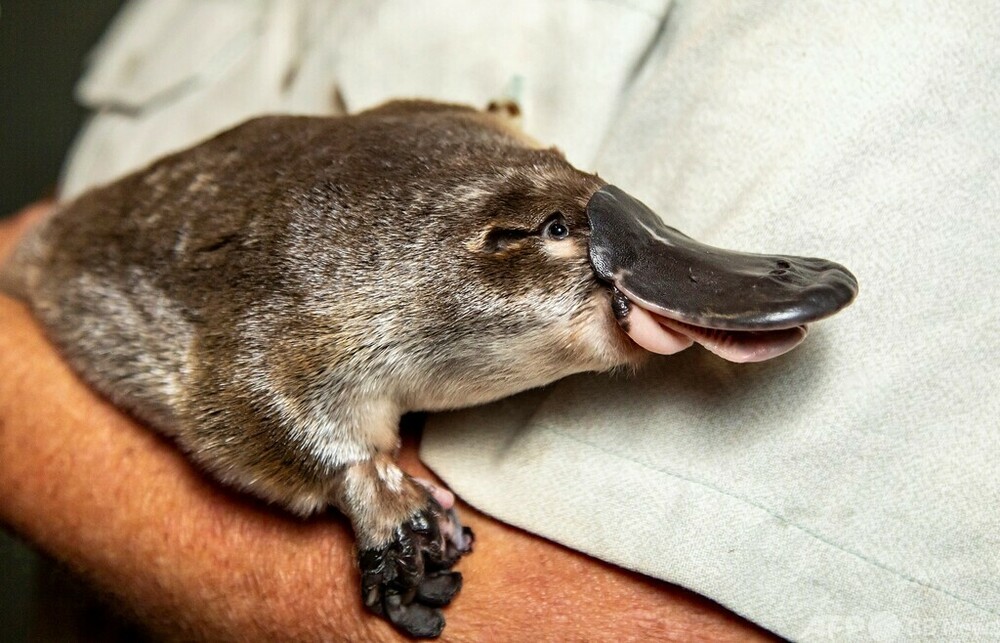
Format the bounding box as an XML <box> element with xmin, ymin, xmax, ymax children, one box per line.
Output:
<box><xmin>1</xmin><ymin>100</ymin><xmax>643</xmax><ymax>546</ymax></box>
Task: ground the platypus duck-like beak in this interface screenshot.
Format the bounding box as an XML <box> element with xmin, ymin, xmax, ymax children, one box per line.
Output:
<box><xmin>586</xmin><ymin>185</ymin><xmax>859</xmax><ymax>363</ymax></box>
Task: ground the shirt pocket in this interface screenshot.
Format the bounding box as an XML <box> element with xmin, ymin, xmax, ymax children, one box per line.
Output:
<box><xmin>76</xmin><ymin>0</ymin><xmax>260</xmax><ymax>112</ymax></box>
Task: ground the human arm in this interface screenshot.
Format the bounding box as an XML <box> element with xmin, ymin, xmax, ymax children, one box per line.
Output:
<box><xmin>0</xmin><ymin>203</ymin><xmax>772</xmax><ymax>641</ymax></box>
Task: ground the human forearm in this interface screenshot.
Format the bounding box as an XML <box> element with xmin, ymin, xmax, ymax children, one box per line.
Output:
<box><xmin>0</xmin><ymin>294</ymin><xmax>374</xmax><ymax>640</ymax></box>
<box><xmin>0</xmin><ymin>206</ymin><xmax>772</xmax><ymax>641</ymax></box>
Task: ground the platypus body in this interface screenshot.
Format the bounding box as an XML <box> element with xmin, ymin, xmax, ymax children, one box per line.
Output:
<box><xmin>1</xmin><ymin>100</ymin><xmax>857</xmax><ymax>637</ymax></box>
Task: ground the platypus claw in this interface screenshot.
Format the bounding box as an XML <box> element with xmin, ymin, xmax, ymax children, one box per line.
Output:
<box><xmin>359</xmin><ymin>498</ymin><xmax>473</xmax><ymax>638</ymax></box>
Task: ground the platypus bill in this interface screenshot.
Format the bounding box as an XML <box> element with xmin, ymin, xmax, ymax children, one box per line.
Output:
<box><xmin>0</xmin><ymin>100</ymin><xmax>857</xmax><ymax>638</ymax></box>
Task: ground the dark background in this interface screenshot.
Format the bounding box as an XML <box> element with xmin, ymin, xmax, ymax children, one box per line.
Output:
<box><xmin>0</xmin><ymin>0</ymin><xmax>125</xmax><ymax>215</ymax></box>
<box><xmin>1</xmin><ymin>2</ymin><xmax>126</xmax><ymax>640</ymax></box>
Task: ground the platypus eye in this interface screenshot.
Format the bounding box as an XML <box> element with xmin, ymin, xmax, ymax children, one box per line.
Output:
<box><xmin>543</xmin><ymin>214</ymin><xmax>570</xmax><ymax>240</ymax></box>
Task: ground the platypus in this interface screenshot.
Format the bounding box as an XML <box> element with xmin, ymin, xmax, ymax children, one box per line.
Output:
<box><xmin>0</xmin><ymin>100</ymin><xmax>857</xmax><ymax>638</ymax></box>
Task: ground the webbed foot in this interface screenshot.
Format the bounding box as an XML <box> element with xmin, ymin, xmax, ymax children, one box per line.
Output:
<box><xmin>359</xmin><ymin>496</ymin><xmax>473</xmax><ymax>638</ymax></box>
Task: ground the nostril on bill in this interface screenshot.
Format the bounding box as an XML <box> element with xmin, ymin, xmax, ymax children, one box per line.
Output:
<box><xmin>776</xmin><ymin>260</ymin><xmax>791</xmax><ymax>269</ymax></box>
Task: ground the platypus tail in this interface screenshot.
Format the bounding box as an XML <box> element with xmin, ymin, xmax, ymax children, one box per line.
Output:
<box><xmin>0</xmin><ymin>220</ymin><xmax>46</xmax><ymax>302</ymax></box>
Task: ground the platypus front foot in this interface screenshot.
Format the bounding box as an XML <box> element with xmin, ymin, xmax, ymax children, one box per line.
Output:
<box><xmin>358</xmin><ymin>495</ymin><xmax>474</xmax><ymax>638</ymax></box>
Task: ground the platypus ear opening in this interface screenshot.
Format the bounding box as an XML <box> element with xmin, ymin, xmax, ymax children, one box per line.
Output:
<box><xmin>477</xmin><ymin>212</ymin><xmax>573</xmax><ymax>253</ymax></box>
<box><xmin>480</xmin><ymin>226</ymin><xmax>532</xmax><ymax>253</ymax></box>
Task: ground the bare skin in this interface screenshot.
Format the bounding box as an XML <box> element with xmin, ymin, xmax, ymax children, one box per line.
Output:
<box><xmin>0</xmin><ymin>202</ymin><xmax>774</xmax><ymax>642</ymax></box>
